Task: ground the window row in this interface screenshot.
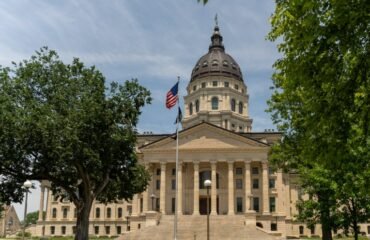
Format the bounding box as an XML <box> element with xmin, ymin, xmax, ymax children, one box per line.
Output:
<box><xmin>194</xmin><ymin>60</ymin><xmax>238</xmax><ymax>70</ymax></box>
<box><xmin>51</xmin><ymin>207</ymin><xmax>125</xmax><ymax>219</ymax></box>
<box><xmin>188</xmin><ymin>100</ymin><xmax>200</xmax><ymax>115</ymax></box>
<box><xmin>49</xmin><ymin>225</ymin><xmax>123</xmax><ymax>235</ymax></box>
<box><xmin>191</xmin><ymin>81</ymin><xmax>244</xmax><ymax>93</ymax></box>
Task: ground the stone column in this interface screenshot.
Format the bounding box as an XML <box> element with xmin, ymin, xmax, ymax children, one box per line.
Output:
<box><xmin>177</xmin><ymin>162</ymin><xmax>183</xmax><ymax>215</ymax></box>
<box><xmin>38</xmin><ymin>185</ymin><xmax>45</xmax><ymax>221</ymax></box>
<box><xmin>211</xmin><ymin>161</ymin><xmax>217</xmax><ymax>215</ymax></box>
<box><xmin>160</xmin><ymin>162</ymin><xmax>167</xmax><ymax>214</ymax></box>
<box><xmin>244</xmin><ymin>161</ymin><xmax>252</xmax><ymax>212</ymax></box>
<box><xmin>277</xmin><ymin>170</ymin><xmax>284</xmax><ymax>214</ymax></box>
<box><xmin>262</xmin><ymin>162</ymin><xmax>269</xmax><ymax>215</ymax></box>
<box><xmin>45</xmin><ymin>188</ymin><xmax>50</xmax><ymax>221</ymax></box>
<box><xmin>132</xmin><ymin>194</ymin><xmax>138</xmax><ymax>216</ymax></box>
<box><xmin>193</xmin><ymin>161</ymin><xmax>200</xmax><ymax>215</ymax></box>
<box><xmin>142</xmin><ymin>164</ymin><xmax>149</xmax><ymax>213</ymax></box>
<box><xmin>228</xmin><ymin>161</ymin><xmax>235</xmax><ymax>215</ymax></box>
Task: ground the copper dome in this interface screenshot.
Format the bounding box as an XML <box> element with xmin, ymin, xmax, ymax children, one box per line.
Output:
<box><xmin>190</xmin><ymin>26</ymin><xmax>243</xmax><ymax>82</ymax></box>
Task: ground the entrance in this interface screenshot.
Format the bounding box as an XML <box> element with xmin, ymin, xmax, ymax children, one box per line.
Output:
<box><xmin>199</xmin><ymin>197</ymin><xmax>219</xmax><ymax>215</ymax></box>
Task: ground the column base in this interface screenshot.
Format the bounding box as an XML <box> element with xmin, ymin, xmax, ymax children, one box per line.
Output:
<box><xmin>245</xmin><ymin>211</ymin><xmax>256</xmax><ymax>226</ymax></box>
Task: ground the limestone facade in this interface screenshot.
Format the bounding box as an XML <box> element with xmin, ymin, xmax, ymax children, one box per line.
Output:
<box><xmin>0</xmin><ymin>205</ymin><xmax>21</xmax><ymax>237</ymax></box>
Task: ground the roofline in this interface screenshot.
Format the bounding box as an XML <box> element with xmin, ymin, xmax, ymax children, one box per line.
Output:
<box><xmin>139</xmin><ymin>121</ymin><xmax>270</xmax><ymax>149</ymax></box>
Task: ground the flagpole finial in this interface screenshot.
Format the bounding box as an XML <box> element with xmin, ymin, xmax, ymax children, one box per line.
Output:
<box><xmin>215</xmin><ymin>14</ymin><xmax>218</xmax><ymax>27</ymax></box>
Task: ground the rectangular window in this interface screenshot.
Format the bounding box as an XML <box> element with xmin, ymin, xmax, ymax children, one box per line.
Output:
<box><xmin>235</xmin><ymin>167</ymin><xmax>243</xmax><ymax>175</ymax></box>
<box><xmin>253</xmin><ymin>197</ymin><xmax>259</xmax><ymax>212</ymax></box>
<box><xmin>235</xmin><ymin>84</ymin><xmax>239</xmax><ymax>90</ymax></box>
<box><xmin>202</xmin><ymin>82</ymin><xmax>206</xmax><ymax>88</ymax></box>
<box><xmin>50</xmin><ymin>226</ymin><xmax>55</xmax><ymax>235</ymax></box>
<box><xmin>156</xmin><ymin>168</ymin><xmax>160</xmax><ymax>176</ymax></box>
<box><xmin>156</xmin><ymin>180</ymin><xmax>160</xmax><ymax>190</ymax></box>
<box><xmin>105</xmin><ymin>226</ymin><xmax>110</xmax><ymax>235</ymax></box>
<box><xmin>212</xmin><ymin>81</ymin><xmax>218</xmax><ymax>86</ymax></box>
<box><xmin>116</xmin><ymin>226</ymin><xmax>121</xmax><ymax>235</ymax></box>
<box><xmin>140</xmin><ymin>198</ymin><xmax>143</xmax><ymax>213</ymax></box>
<box><xmin>236</xmin><ymin>197</ymin><xmax>243</xmax><ymax>213</ymax></box>
<box><xmin>252</xmin><ymin>179</ymin><xmax>259</xmax><ymax>189</ymax></box>
<box><xmin>171</xmin><ymin>179</ymin><xmax>176</xmax><ymax>190</ymax></box>
<box><xmin>94</xmin><ymin>226</ymin><xmax>99</xmax><ymax>235</ymax></box>
<box><xmin>310</xmin><ymin>226</ymin><xmax>315</xmax><ymax>235</ymax></box>
<box><xmin>172</xmin><ymin>168</ymin><xmax>176</xmax><ymax>176</ymax></box>
<box><xmin>171</xmin><ymin>198</ymin><xmax>175</xmax><ymax>213</ymax></box>
<box><xmin>72</xmin><ymin>226</ymin><xmax>76</xmax><ymax>234</ymax></box>
<box><xmin>252</xmin><ymin>167</ymin><xmax>259</xmax><ymax>174</ymax></box>
<box><xmin>156</xmin><ymin>198</ymin><xmax>160</xmax><ymax>211</ymax></box>
<box><xmin>271</xmin><ymin>223</ymin><xmax>277</xmax><ymax>231</ymax></box>
<box><xmin>61</xmin><ymin>226</ymin><xmax>66</xmax><ymax>235</ymax></box>
<box><xmin>269</xmin><ymin>179</ymin><xmax>276</xmax><ymax>189</ymax></box>
<box><xmin>269</xmin><ymin>197</ymin><xmax>276</xmax><ymax>212</ymax></box>
<box><xmin>127</xmin><ymin>206</ymin><xmax>132</xmax><ymax>215</ymax></box>
<box><xmin>224</xmin><ymin>82</ymin><xmax>229</xmax><ymax>87</ymax></box>
<box><xmin>193</xmin><ymin>85</ymin><xmax>197</xmax><ymax>91</ymax></box>
<box><xmin>236</xmin><ymin>179</ymin><xmax>243</xmax><ymax>189</ymax></box>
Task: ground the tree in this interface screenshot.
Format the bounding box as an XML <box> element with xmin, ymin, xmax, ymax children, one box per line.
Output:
<box><xmin>268</xmin><ymin>0</ymin><xmax>370</xmax><ymax>240</ymax></box>
<box><xmin>23</xmin><ymin>211</ymin><xmax>43</xmax><ymax>227</ymax></box>
<box><xmin>0</xmin><ymin>47</ymin><xmax>152</xmax><ymax>240</ymax></box>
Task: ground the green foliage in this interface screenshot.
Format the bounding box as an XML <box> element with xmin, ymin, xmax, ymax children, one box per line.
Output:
<box><xmin>0</xmin><ymin>47</ymin><xmax>152</xmax><ymax>240</ymax></box>
<box><xmin>23</xmin><ymin>211</ymin><xmax>44</xmax><ymax>226</ymax></box>
<box><xmin>268</xmin><ymin>0</ymin><xmax>370</xmax><ymax>239</ymax></box>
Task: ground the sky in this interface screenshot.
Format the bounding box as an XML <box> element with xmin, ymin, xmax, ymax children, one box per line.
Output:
<box><xmin>0</xmin><ymin>0</ymin><xmax>279</xmax><ymax>219</ymax></box>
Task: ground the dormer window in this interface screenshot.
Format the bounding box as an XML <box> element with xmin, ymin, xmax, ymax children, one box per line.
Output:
<box><xmin>212</xmin><ymin>60</ymin><xmax>218</xmax><ymax>66</ymax></box>
<box><xmin>223</xmin><ymin>60</ymin><xmax>229</xmax><ymax>67</ymax></box>
<box><xmin>202</xmin><ymin>61</ymin><xmax>208</xmax><ymax>67</ymax></box>
<box><xmin>232</xmin><ymin>63</ymin><xmax>237</xmax><ymax>70</ymax></box>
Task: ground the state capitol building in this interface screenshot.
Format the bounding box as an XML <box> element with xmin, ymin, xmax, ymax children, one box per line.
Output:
<box><xmin>29</xmin><ymin>24</ymin><xmax>346</xmax><ymax>239</ymax></box>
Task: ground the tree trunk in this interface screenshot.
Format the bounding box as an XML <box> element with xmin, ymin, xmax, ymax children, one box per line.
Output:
<box><xmin>75</xmin><ymin>198</ymin><xmax>93</xmax><ymax>240</ymax></box>
<box><xmin>319</xmin><ymin>194</ymin><xmax>333</xmax><ymax>240</ymax></box>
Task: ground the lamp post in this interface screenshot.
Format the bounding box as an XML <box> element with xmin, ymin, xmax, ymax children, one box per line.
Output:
<box><xmin>22</xmin><ymin>180</ymin><xmax>32</xmax><ymax>240</ymax></box>
<box><xmin>204</xmin><ymin>179</ymin><xmax>211</xmax><ymax>240</ymax></box>
<box><xmin>150</xmin><ymin>194</ymin><xmax>156</xmax><ymax>211</ymax></box>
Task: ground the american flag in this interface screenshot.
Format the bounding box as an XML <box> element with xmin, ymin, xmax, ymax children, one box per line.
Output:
<box><xmin>166</xmin><ymin>82</ymin><xmax>179</xmax><ymax>109</ymax></box>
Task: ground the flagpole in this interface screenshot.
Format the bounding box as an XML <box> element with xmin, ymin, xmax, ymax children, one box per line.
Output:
<box><xmin>174</xmin><ymin>76</ymin><xmax>180</xmax><ymax>240</ymax></box>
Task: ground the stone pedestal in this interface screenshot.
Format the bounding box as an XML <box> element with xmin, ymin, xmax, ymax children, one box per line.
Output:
<box><xmin>145</xmin><ymin>211</ymin><xmax>160</xmax><ymax>227</ymax></box>
<box><xmin>245</xmin><ymin>211</ymin><xmax>257</xmax><ymax>226</ymax></box>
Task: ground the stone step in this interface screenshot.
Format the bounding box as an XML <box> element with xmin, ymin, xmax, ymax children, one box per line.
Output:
<box><xmin>118</xmin><ymin>215</ymin><xmax>279</xmax><ymax>240</ymax></box>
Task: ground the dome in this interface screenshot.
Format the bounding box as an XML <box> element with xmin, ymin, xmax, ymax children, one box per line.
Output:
<box><xmin>190</xmin><ymin>25</ymin><xmax>243</xmax><ymax>82</ymax></box>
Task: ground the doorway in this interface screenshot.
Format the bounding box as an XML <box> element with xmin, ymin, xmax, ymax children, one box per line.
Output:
<box><xmin>199</xmin><ymin>197</ymin><xmax>219</xmax><ymax>215</ymax></box>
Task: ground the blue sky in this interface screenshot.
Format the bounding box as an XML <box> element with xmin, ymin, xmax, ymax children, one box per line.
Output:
<box><xmin>0</xmin><ymin>0</ymin><xmax>279</xmax><ymax>217</ymax></box>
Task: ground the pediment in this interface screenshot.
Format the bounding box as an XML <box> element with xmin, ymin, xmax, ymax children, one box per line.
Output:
<box><xmin>140</xmin><ymin>123</ymin><xmax>268</xmax><ymax>152</ymax></box>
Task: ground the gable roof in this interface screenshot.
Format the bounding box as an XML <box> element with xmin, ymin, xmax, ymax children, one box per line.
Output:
<box><xmin>139</xmin><ymin>122</ymin><xmax>269</xmax><ymax>151</ymax></box>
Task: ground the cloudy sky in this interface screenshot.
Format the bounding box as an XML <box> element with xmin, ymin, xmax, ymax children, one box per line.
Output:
<box><xmin>0</xmin><ymin>0</ymin><xmax>279</xmax><ymax>218</ymax></box>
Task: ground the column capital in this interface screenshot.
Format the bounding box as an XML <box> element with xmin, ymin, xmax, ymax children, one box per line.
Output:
<box><xmin>193</xmin><ymin>160</ymin><xmax>200</xmax><ymax>165</ymax></box>
<box><xmin>228</xmin><ymin>161</ymin><xmax>234</xmax><ymax>168</ymax></box>
<box><xmin>160</xmin><ymin>161</ymin><xmax>167</xmax><ymax>168</ymax></box>
<box><xmin>262</xmin><ymin>162</ymin><xmax>269</xmax><ymax>169</ymax></box>
<box><xmin>244</xmin><ymin>160</ymin><xmax>252</xmax><ymax>165</ymax></box>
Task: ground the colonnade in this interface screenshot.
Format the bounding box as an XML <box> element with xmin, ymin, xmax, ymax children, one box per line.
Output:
<box><xmin>131</xmin><ymin>160</ymin><xmax>272</xmax><ymax>216</ymax></box>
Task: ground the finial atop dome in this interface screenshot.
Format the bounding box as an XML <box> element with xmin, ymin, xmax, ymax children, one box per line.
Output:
<box><xmin>209</xmin><ymin>15</ymin><xmax>224</xmax><ymax>51</ymax></box>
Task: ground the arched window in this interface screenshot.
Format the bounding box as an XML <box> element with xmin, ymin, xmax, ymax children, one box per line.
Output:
<box><xmin>63</xmin><ymin>208</ymin><xmax>68</xmax><ymax>218</ymax></box>
<box><xmin>211</xmin><ymin>97</ymin><xmax>218</xmax><ymax>110</ymax></box>
<box><xmin>107</xmin><ymin>207</ymin><xmax>111</xmax><ymax>218</ymax></box>
<box><xmin>239</xmin><ymin>102</ymin><xmax>243</xmax><ymax>114</ymax></box>
<box><xmin>199</xmin><ymin>171</ymin><xmax>220</xmax><ymax>189</ymax></box>
<box><xmin>189</xmin><ymin>103</ymin><xmax>193</xmax><ymax>115</ymax></box>
<box><xmin>95</xmin><ymin>208</ymin><xmax>100</xmax><ymax>218</ymax></box>
<box><xmin>117</xmin><ymin>208</ymin><xmax>123</xmax><ymax>218</ymax></box>
<box><xmin>231</xmin><ymin>99</ymin><xmax>236</xmax><ymax>112</ymax></box>
<box><xmin>52</xmin><ymin>208</ymin><xmax>57</xmax><ymax>218</ymax></box>
<box><xmin>195</xmin><ymin>100</ymin><xmax>200</xmax><ymax>112</ymax></box>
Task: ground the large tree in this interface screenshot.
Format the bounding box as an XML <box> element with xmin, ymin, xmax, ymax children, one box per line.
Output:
<box><xmin>268</xmin><ymin>0</ymin><xmax>370</xmax><ymax>239</ymax></box>
<box><xmin>0</xmin><ymin>47</ymin><xmax>151</xmax><ymax>240</ymax></box>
